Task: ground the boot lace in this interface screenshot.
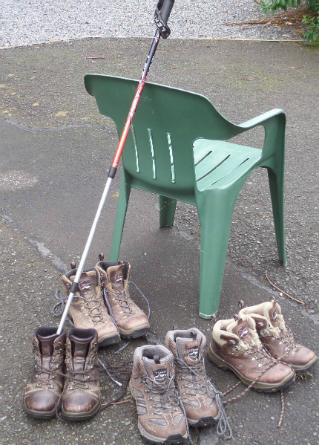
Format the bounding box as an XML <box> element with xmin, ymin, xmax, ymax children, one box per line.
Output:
<box><xmin>142</xmin><ymin>374</ymin><xmax>181</xmax><ymax>415</ymax></box>
<box><xmin>52</xmin><ymin>289</ymin><xmax>106</xmax><ymax>325</ymax></box>
<box><xmin>106</xmin><ymin>286</ymin><xmax>134</xmax><ymax>316</ymax></box>
<box><xmin>32</xmin><ymin>341</ymin><xmax>64</xmax><ymax>390</ymax></box>
<box><xmin>174</xmin><ymin>357</ymin><xmax>232</xmax><ymax>439</ymax></box>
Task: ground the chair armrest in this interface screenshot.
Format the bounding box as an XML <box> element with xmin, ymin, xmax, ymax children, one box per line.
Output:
<box><xmin>238</xmin><ymin>108</ymin><xmax>285</xmax><ymax>131</ymax></box>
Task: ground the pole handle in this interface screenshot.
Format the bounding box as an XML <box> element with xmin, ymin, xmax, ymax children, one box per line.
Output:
<box><xmin>157</xmin><ymin>0</ymin><xmax>175</xmax><ymax>23</ymax></box>
<box><xmin>154</xmin><ymin>0</ymin><xmax>175</xmax><ymax>38</ymax></box>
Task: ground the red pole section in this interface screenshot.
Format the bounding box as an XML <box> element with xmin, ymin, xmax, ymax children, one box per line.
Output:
<box><xmin>111</xmin><ymin>77</ymin><xmax>147</xmax><ymax>169</ymax></box>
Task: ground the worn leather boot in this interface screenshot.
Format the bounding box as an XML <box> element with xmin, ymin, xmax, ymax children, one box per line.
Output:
<box><xmin>239</xmin><ymin>298</ymin><xmax>318</xmax><ymax>371</ymax></box>
<box><xmin>23</xmin><ymin>327</ymin><xmax>65</xmax><ymax>419</ymax></box>
<box><xmin>62</xmin><ymin>267</ymin><xmax>120</xmax><ymax>346</ymax></box>
<box><xmin>165</xmin><ymin>327</ymin><xmax>220</xmax><ymax>428</ymax></box>
<box><xmin>96</xmin><ymin>260</ymin><xmax>150</xmax><ymax>338</ymax></box>
<box><xmin>61</xmin><ymin>328</ymin><xmax>101</xmax><ymax>421</ymax></box>
<box><xmin>208</xmin><ymin>315</ymin><xmax>295</xmax><ymax>392</ymax></box>
<box><xmin>129</xmin><ymin>344</ymin><xmax>188</xmax><ymax>444</ymax></box>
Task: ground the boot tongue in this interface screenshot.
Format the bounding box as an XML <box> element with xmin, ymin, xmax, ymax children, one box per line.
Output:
<box><xmin>37</xmin><ymin>333</ymin><xmax>59</xmax><ymax>357</ymax></box>
<box><xmin>78</xmin><ymin>271</ymin><xmax>96</xmax><ymax>298</ymax></box>
<box><xmin>107</xmin><ymin>264</ymin><xmax>125</xmax><ymax>292</ymax></box>
<box><xmin>143</xmin><ymin>354</ymin><xmax>171</xmax><ymax>386</ymax></box>
<box><xmin>176</xmin><ymin>336</ymin><xmax>201</xmax><ymax>365</ymax></box>
<box><xmin>227</xmin><ymin>317</ymin><xmax>252</xmax><ymax>344</ymax></box>
<box><xmin>70</xmin><ymin>335</ymin><xmax>91</xmax><ymax>371</ymax></box>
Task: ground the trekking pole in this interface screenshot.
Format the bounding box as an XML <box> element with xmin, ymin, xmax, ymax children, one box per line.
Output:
<box><xmin>57</xmin><ymin>0</ymin><xmax>175</xmax><ymax>335</ymax></box>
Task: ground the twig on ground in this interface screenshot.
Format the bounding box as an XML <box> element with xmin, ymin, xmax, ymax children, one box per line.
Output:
<box><xmin>265</xmin><ymin>271</ymin><xmax>306</xmax><ymax>306</ymax></box>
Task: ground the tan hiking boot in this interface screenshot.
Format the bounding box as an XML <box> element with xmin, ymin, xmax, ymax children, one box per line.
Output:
<box><xmin>239</xmin><ymin>298</ymin><xmax>318</xmax><ymax>371</ymax></box>
<box><xmin>208</xmin><ymin>315</ymin><xmax>295</xmax><ymax>392</ymax></box>
<box><xmin>129</xmin><ymin>344</ymin><xmax>188</xmax><ymax>444</ymax></box>
<box><xmin>23</xmin><ymin>327</ymin><xmax>65</xmax><ymax>419</ymax></box>
<box><xmin>165</xmin><ymin>327</ymin><xmax>220</xmax><ymax>428</ymax></box>
<box><xmin>62</xmin><ymin>267</ymin><xmax>120</xmax><ymax>346</ymax></box>
<box><xmin>61</xmin><ymin>328</ymin><xmax>101</xmax><ymax>421</ymax></box>
<box><xmin>96</xmin><ymin>260</ymin><xmax>150</xmax><ymax>339</ymax></box>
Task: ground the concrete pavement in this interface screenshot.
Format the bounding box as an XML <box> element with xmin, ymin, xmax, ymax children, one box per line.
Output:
<box><xmin>0</xmin><ymin>38</ymin><xmax>319</xmax><ymax>445</ymax></box>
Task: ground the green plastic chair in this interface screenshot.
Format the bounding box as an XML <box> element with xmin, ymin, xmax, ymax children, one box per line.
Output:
<box><xmin>84</xmin><ymin>74</ymin><xmax>286</xmax><ymax>318</ymax></box>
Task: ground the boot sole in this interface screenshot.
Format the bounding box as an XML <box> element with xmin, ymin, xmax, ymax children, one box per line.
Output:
<box><xmin>60</xmin><ymin>400</ymin><xmax>101</xmax><ymax>421</ymax></box>
<box><xmin>187</xmin><ymin>416</ymin><xmax>216</xmax><ymax>428</ymax></box>
<box><xmin>23</xmin><ymin>400</ymin><xmax>57</xmax><ymax>419</ymax></box>
<box><xmin>129</xmin><ymin>381</ymin><xmax>187</xmax><ymax>444</ymax></box>
<box><xmin>138</xmin><ymin>421</ymin><xmax>187</xmax><ymax>444</ymax></box>
<box><xmin>290</xmin><ymin>355</ymin><xmax>318</xmax><ymax>372</ymax></box>
<box><xmin>98</xmin><ymin>333</ymin><xmax>121</xmax><ymax>347</ymax></box>
<box><xmin>120</xmin><ymin>324</ymin><xmax>150</xmax><ymax>340</ymax></box>
<box><xmin>208</xmin><ymin>345</ymin><xmax>295</xmax><ymax>392</ymax></box>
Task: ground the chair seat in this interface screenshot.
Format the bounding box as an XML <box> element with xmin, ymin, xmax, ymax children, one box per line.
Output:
<box><xmin>194</xmin><ymin>139</ymin><xmax>262</xmax><ymax>192</ymax></box>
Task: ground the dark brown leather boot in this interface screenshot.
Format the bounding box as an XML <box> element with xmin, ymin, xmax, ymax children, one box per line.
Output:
<box><xmin>61</xmin><ymin>328</ymin><xmax>101</xmax><ymax>421</ymax></box>
<box><xmin>208</xmin><ymin>315</ymin><xmax>295</xmax><ymax>392</ymax></box>
<box><xmin>23</xmin><ymin>327</ymin><xmax>65</xmax><ymax>419</ymax></box>
<box><xmin>96</xmin><ymin>260</ymin><xmax>150</xmax><ymax>339</ymax></box>
<box><xmin>239</xmin><ymin>298</ymin><xmax>318</xmax><ymax>371</ymax></box>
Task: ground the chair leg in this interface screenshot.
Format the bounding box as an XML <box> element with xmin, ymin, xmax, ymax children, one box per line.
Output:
<box><xmin>267</xmin><ymin>168</ymin><xmax>287</xmax><ymax>266</ymax></box>
<box><xmin>159</xmin><ymin>196</ymin><xmax>177</xmax><ymax>227</ymax></box>
<box><xmin>109</xmin><ymin>172</ymin><xmax>132</xmax><ymax>261</ymax></box>
<box><xmin>197</xmin><ymin>191</ymin><xmax>238</xmax><ymax>319</ymax></box>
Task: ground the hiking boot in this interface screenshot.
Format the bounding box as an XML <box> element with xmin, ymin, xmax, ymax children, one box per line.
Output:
<box><xmin>129</xmin><ymin>345</ymin><xmax>188</xmax><ymax>444</ymax></box>
<box><xmin>62</xmin><ymin>267</ymin><xmax>120</xmax><ymax>346</ymax></box>
<box><xmin>61</xmin><ymin>328</ymin><xmax>101</xmax><ymax>421</ymax></box>
<box><xmin>23</xmin><ymin>327</ymin><xmax>65</xmax><ymax>419</ymax></box>
<box><xmin>165</xmin><ymin>327</ymin><xmax>220</xmax><ymax>428</ymax></box>
<box><xmin>208</xmin><ymin>315</ymin><xmax>295</xmax><ymax>392</ymax></box>
<box><xmin>239</xmin><ymin>298</ymin><xmax>318</xmax><ymax>371</ymax></box>
<box><xmin>96</xmin><ymin>260</ymin><xmax>150</xmax><ymax>339</ymax></box>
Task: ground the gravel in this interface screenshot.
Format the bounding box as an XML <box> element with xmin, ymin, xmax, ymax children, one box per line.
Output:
<box><xmin>0</xmin><ymin>0</ymin><xmax>299</xmax><ymax>48</ymax></box>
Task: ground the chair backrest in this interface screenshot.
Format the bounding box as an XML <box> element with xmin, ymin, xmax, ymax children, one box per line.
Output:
<box><xmin>85</xmin><ymin>75</ymin><xmax>237</xmax><ymax>196</ymax></box>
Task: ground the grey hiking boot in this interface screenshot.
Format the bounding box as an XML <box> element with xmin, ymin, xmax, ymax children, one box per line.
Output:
<box><xmin>62</xmin><ymin>267</ymin><xmax>120</xmax><ymax>346</ymax></box>
<box><xmin>165</xmin><ymin>327</ymin><xmax>220</xmax><ymax>428</ymax></box>
<box><xmin>96</xmin><ymin>260</ymin><xmax>150</xmax><ymax>339</ymax></box>
<box><xmin>23</xmin><ymin>327</ymin><xmax>65</xmax><ymax>419</ymax></box>
<box><xmin>129</xmin><ymin>345</ymin><xmax>188</xmax><ymax>444</ymax></box>
<box><xmin>61</xmin><ymin>328</ymin><xmax>101</xmax><ymax>421</ymax></box>
<box><xmin>208</xmin><ymin>315</ymin><xmax>296</xmax><ymax>392</ymax></box>
<box><xmin>239</xmin><ymin>298</ymin><xmax>318</xmax><ymax>371</ymax></box>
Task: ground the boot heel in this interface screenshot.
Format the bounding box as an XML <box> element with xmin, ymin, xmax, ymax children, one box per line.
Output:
<box><xmin>207</xmin><ymin>345</ymin><xmax>229</xmax><ymax>371</ymax></box>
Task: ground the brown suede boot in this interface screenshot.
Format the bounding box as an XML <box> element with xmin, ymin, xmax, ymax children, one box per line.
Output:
<box><xmin>129</xmin><ymin>345</ymin><xmax>188</xmax><ymax>444</ymax></box>
<box><xmin>208</xmin><ymin>315</ymin><xmax>295</xmax><ymax>392</ymax></box>
<box><xmin>96</xmin><ymin>260</ymin><xmax>150</xmax><ymax>339</ymax></box>
<box><xmin>23</xmin><ymin>327</ymin><xmax>65</xmax><ymax>419</ymax></box>
<box><xmin>62</xmin><ymin>267</ymin><xmax>120</xmax><ymax>346</ymax></box>
<box><xmin>61</xmin><ymin>328</ymin><xmax>101</xmax><ymax>421</ymax></box>
<box><xmin>239</xmin><ymin>298</ymin><xmax>318</xmax><ymax>371</ymax></box>
<box><xmin>165</xmin><ymin>327</ymin><xmax>220</xmax><ymax>427</ymax></box>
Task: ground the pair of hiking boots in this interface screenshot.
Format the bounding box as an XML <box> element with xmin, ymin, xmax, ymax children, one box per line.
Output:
<box><xmin>61</xmin><ymin>258</ymin><xmax>150</xmax><ymax>345</ymax></box>
<box><xmin>209</xmin><ymin>297</ymin><xmax>317</xmax><ymax>392</ymax></box>
<box><xmin>130</xmin><ymin>327</ymin><xmax>231</xmax><ymax>444</ymax></box>
<box><xmin>23</xmin><ymin>327</ymin><xmax>100</xmax><ymax>421</ymax></box>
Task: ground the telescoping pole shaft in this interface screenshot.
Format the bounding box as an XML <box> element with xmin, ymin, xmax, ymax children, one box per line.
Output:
<box><xmin>57</xmin><ymin>0</ymin><xmax>174</xmax><ymax>335</ymax></box>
